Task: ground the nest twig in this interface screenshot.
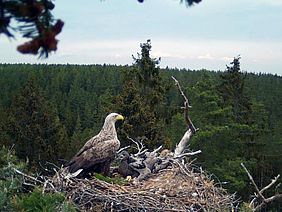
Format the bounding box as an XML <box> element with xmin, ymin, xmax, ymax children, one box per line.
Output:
<box><xmin>14</xmin><ymin>160</ymin><xmax>237</xmax><ymax>212</ymax></box>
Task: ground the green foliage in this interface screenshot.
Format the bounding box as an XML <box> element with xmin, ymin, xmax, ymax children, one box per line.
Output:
<box><xmin>13</xmin><ymin>188</ymin><xmax>76</xmax><ymax>212</ymax></box>
<box><xmin>166</xmin><ymin>112</ymin><xmax>186</xmax><ymax>149</ymax></box>
<box><xmin>133</xmin><ymin>40</ymin><xmax>165</xmax><ymax>108</ymax></box>
<box><xmin>94</xmin><ymin>173</ymin><xmax>126</xmax><ymax>185</ymax></box>
<box><xmin>214</xmin><ymin>58</ymin><xmax>273</xmax><ymax>200</ymax></box>
<box><xmin>0</xmin><ymin>146</ymin><xmax>26</xmax><ymax>211</ymax></box>
<box><xmin>213</xmin><ymin>158</ymin><xmax>253</xmax><ymax>197</ymax></box>
<box><xmin>114</xmin><ymin>40</ymin><xmax>168</xmax><ymax>149</ymax></box>
<box><xmin>187</xmin><ymin>60</ymin><xmax>274</xmax><ymax>200</ymax></box>
<box><xmin>218</xmin><ymin>57</ymin><xmax>252</xmax><ymax>124</ymax></box>
<box><xmin>114</xmin><ymin>79</ymin><xmax>159</xmax><ymax>147</ymax></box>
<box><xmin>0</xmin><ymin>147</ymin><xmax>75</xmax><ymax>212</ymax></box>
<box><xmin>0</xmin><ymin>107</ymin><xmax>11</xmax><ymax>147</ymax></box>
<box><xmin>239</xmin><ymin>202</ymin><xmax>253</xmax><ymax>212</ymax></box>
<box><xmin>8</xmin><ymin>77</ymin><xmax>68</xmax><ymax>169</ymax></box>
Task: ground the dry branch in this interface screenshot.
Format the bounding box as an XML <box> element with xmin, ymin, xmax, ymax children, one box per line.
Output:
<box><xmin>173</xmin><ymin>150</ymin><xmax>202</xmax><ymax>159</ymax></box>
<box><xmin>174</xmin><ymin>129</ymin><xmax>193</xmax><ymax>157</ymax></box>
<box><xmin>260</xmin><ymin>174</ymin><xmax>280</xmax><ymax>194</ymax></box>
<box><xmin>127</xmin><ymin>136</ymin><xmax>148</xmax><ymax>157</ymax></box>
<box><xmin>13</xmin><ymin>168</ymin><xmax>44</xmax><ymax>184</ymax></box>
<box><xmin>171</xmin><ymin>76</ymin><xmax>197</xmax><ymax>133</ymax></box>
<box><xmin>171</xmin><ymin>76</ymin><xmax>200</xmax><ymax>157</ymax></box>
<box><xmin>241</xmin><ymin>163</ymin><xmax>282</xmax><ymax>211</ymax></box>
<box><xmin>240</xmin><ymin>163</ymin><xmax>265</xmax><ymax>201</ymax></box>
<box><xmin>117</xmin><ymin>145</ymin><xmax>131</xmax><ymax>154</ymax></box>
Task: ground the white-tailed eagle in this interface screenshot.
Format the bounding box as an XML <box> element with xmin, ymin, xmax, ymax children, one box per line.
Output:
<box><xmin>66</xmin><ymin>113</ymin><xmax>124</xmax><ymax>177</ymax></box>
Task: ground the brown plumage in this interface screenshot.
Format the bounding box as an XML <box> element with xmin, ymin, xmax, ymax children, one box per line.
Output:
<box><xmin>66</xmin><ymin>113</ymin><xmax>124</xmax><ymax>176</ymax></box>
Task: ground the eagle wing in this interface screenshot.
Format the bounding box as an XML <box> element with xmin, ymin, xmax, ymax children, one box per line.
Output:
<box><xmin>65</xmin><ymin>133</ymin><xmax>102</xmax><ymax>167</ymax></box>
<box><xmin>74</xmin><ymin>135</ymin><xmax>100</xmax><ymax>157</ymax></box>
<box><xmin>67</xmin><ymin>138</ymin><xmax>120</xmax><ymax>173</ymax></box>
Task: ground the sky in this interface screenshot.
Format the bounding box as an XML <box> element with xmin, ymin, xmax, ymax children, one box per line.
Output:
<box><xmin>0</xmin><ymin>0</ymin><xmax>282</xmax><ymax>75</ymax></box>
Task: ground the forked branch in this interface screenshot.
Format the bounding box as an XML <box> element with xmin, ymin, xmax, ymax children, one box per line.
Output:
<box><xmin>241</xmin><ymin>163</ymin><xmax>282</xmax><ymax>211</ymax></box>
<box><xmin>172</xmin><ymin>76</ymin><xmax>199</xmax><ymax>157</ymax></box>
<box><xmin>127</xmin><ymin>136</ymin><xmax>148</xmax><ymax>157</ymax></box>
<box><xmin>171</xmin><ymin>76</ymin><xmax>197</xmax><ymax>133</ymax></box>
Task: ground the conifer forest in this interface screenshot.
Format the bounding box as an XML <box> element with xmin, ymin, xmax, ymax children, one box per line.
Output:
<box><xmin>0</xmin><ymin>41</ymin><xmax>282</xmax><ymax>211</ymax></box>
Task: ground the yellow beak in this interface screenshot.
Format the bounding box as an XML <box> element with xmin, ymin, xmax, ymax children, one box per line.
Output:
<box><xmin>116</xmin><ymin>114</ymin><xmax>124</xmax><ymax>121</ymax></box>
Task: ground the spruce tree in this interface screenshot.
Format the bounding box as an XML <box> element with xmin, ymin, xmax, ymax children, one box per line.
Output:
<box><xmin>190</xmin><ymin>75</ymin><xmax>248</xmax><ymax>197</ymax></box>
<box><xmin>114</xmin><ymin>40</ymin><xmax>168</xmax><ymax>148</ymax></box>
<box><xmin>9</xmin><ymin>77</ymin><xmax>68</xmax><ymax>169</ymax></box>
<box><xmin>133</xmin><ymin>39</ymin><xmax>165</xmax><ymax>109</ymax></box>
<box><xmin>218</xmin><ymin>57</ymin><xmax>252</xmax><ymax>124</ymax></box>
<box><xmin>216</xmin><ymin>57</ymin><xmax>270</xmax><ymax>199</ymax></box>
<box><xmin>0</xmin><ymin>107</ymin><xmax>11</xmax><ymax>147</ymax></box>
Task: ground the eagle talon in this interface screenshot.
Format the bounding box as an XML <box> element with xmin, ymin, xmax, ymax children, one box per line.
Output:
<box><xmin>126</xmin><ymin>176</ymin><xmax>132</xmax><ymax>182</ymax></box>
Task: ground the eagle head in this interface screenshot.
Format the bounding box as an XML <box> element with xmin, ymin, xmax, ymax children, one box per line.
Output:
<box><xmin>101</xmin><ymin>113</ymin><xmax>124</xmax><ymax>136</ymax></box>
<box><xmin>105</xmin><ymin>113</ymin><xmax>124</xmax><ymax>122</ymax></box>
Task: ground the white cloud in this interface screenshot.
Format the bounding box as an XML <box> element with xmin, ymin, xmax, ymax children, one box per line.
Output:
<box><xmin>220</xmin><ymin>56</ymin><xmax>234</xmax><ymax>61</ymax></box>
<box><xmin>1</xmin><ymin>37</ymin><xmax>282</xmax><ymax>75</ymax></box>
<box><xmin>197</xmin><ymin>53</ymin><xmax>215</xmax><ymax>60</ymax></box>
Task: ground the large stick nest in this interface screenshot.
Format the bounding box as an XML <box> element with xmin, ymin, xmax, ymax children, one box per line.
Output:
<box><xmin>41</xmin><ymin>160</ymin><xmax>236</xmax><ymax>211</ymax></box>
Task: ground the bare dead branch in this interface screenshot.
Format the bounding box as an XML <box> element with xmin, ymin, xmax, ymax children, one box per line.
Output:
<box><xmin>171</xmin><ymin>76</ymin><xmax>200</xmax><ymax>158</ymax></box>
<box><xmin>174</xmin><ymin>129</ymin><xmax>193</xmax><ymax>157</ymax></box>
<box><xmin>171</xmin><ymin>76</ymin><xmax>197</xmax><ymax>133</ymax></box>
<box><xmin>254</xmin><ymin>194</ymin><xmax>282</xmax><ymax>212</ymax></box>
<box><xmin>127</xmin><ymin>136</ymin><xmax>148</xmax><ymax>156</ymax></box>
<box><xmin>171</xmin><ymin>76</ymin><xmax>191</xmax><ymax>108</ymax></box>
<box><xmin>173</xmin><ymin>150</ymin><xmax>202</xmax><ymax>159</ymax></box>
<box><xmin>240</xmin><ymin>163</ymin><xmax>265</xmax><ymax>201</ymax></box>
<box><xmin>260</xmin><ymin>174</ymin><xmax>280</xmax><ymax>194</ymax></box>
<box><xmin>13</xmin><ymin>168</ymin><xmax>44</xmax><ymax>184</ymax></box>
<box><xmin>117</xmin><ymin>145</ymin><xmax>131</xmax><ymax>154</ymax></box>
<box><xmin>152</xmin><ymin>145</ymin><xmax>163</xmax><ymax>154</ymax></box>
<box><xmin>241</xmin><ymin>163</ymin><xmax>282</xmax><ymax>212</ymax></box>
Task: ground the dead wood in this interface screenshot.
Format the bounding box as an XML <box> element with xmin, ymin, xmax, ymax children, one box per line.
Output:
<box><xmin>241</xmin><ymin>163</ymin><xmax>282</xmax><ymax>211</ymax></box>
<box><xmin>171</xmin><ymin>76</ymin><xmax>200</xmax><ymax>158</ymax></box>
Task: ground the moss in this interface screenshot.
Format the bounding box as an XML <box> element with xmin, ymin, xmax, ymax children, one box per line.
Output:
<box><xmin>94</xmin><ymin>173</ymin><xmax>126</xmax><ymax>185</ymax></box>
